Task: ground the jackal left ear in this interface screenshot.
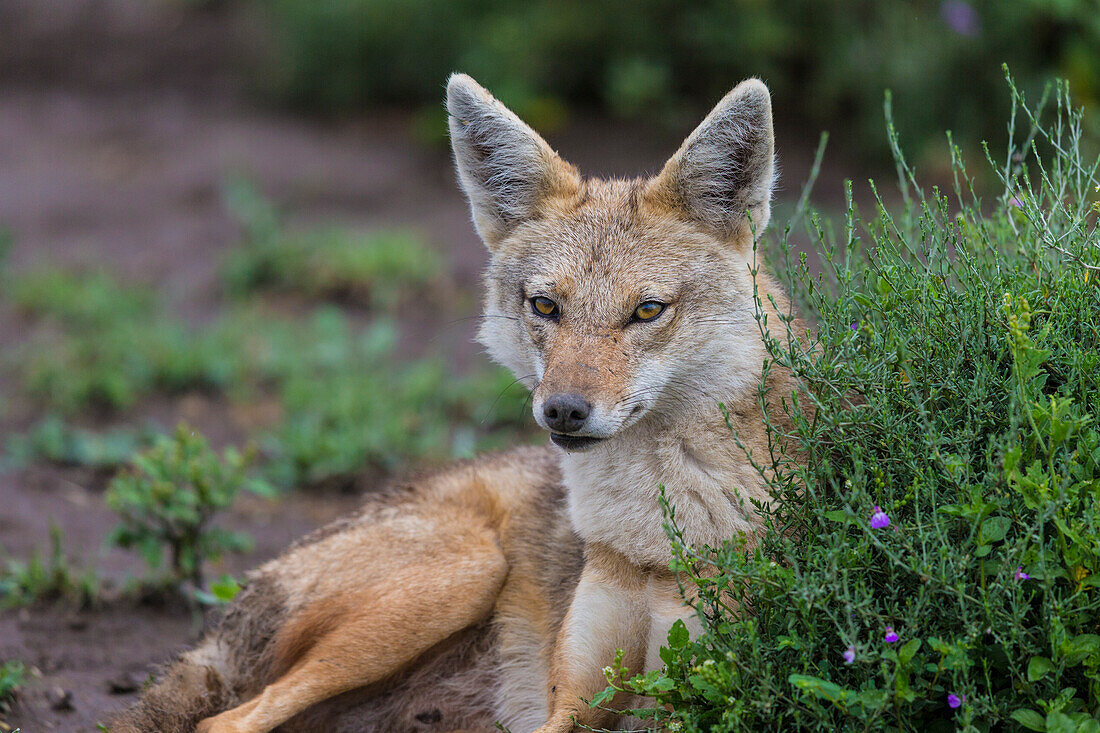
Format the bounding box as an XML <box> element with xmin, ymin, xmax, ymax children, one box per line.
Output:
<box><xmin>647</xmin><ymin>79</ymin><xmax>776</xmax><ymax>243</ymax></box>
<box><xmin>447</xmin><ymin>73</ymin><xmax>582</xmax><ymax>249</ymax></box>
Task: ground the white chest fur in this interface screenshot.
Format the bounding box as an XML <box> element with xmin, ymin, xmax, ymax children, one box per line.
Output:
<box><xmin>560</xmin><ymin>419</ymin><xmax>768</xmax><ymax>567</ymax></box>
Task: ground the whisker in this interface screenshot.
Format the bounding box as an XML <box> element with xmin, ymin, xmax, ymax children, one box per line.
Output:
<box><xmin>426</xmin><ymin>314</ymin><xmax>522</xmax><ymax>343</ymax></box>
<box><xmin>519</xmin><ymin>385</ymin><xmax>537</xmax><ymax>423</ymax></box>
<box><xmin>449</xmin><ymin>314</ymin><xmax>521</xmax><ymax>324</ymax></box>
<box><xmin>479</xmin><ymin>373</ymin><xmax>537</xmax><ymax>425</ymax></box>
<box><xmin>616</xmin><ymin>376</ymin><xmax>727</xmax><ymax>412</ymax></box>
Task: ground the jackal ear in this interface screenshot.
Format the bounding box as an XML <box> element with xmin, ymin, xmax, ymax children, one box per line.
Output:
<box><xmin>647</xmin><ymin>78</ymin><xmax>776</xmax><ymax>243</ymax></box>
<box><xmin>447</xmin><ymin>73</ymin><xmax>582</xmax><ymax>249</ymax></box>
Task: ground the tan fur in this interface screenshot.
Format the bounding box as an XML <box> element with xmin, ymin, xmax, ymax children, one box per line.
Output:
<box><xmin>111</xmin><ymin>75</ymin><xmax>804</xmax><ymax>733</ymax></box>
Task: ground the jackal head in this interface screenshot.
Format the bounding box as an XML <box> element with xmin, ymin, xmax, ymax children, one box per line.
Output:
<box><xmin>448</xmin><ymin>74</ymin><xmax>777</xmax><ymax>452</ymax></box>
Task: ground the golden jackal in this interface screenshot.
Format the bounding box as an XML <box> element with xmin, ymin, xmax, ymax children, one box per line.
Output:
<box><xmin>112</xmin><ymin>73</ymin><xmax>802</xmax><ymax>733</ymax></box>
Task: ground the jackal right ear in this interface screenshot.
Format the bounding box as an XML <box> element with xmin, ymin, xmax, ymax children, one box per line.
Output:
<box><xmin>647</xmin><ymin>78</ymin><xmax>776</xmax><ymax>245</ymax></box>
<box><xmin>447</xmin><ymin>73</ymin><xmax>582</xmax><ymax>249</ymax></box>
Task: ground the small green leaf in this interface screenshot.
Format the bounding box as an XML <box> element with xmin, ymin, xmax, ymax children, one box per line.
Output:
<box><xmin>210</xmin><ymin>575</ymin><xmax>242</xmax><ymax>602</ymax></box>
<box><xmin>1063</xmin><ymin>634</ymin><xmax>1100</xmax><ymax>665</ymax></box>
<box><xmin>1011</xmin><ymin>709</ymin><xmax>1046</xmax><ymax>731</ymax></box>
<box><xmin>1027</xmin><ymin>656</ymin><xmax>1053</xmax><ymax>682</ymax></box>
<box><xmin>589</xmin><ymin>687</ymin><xmax>615</xmax><ymax>708</ymax></box>
<box><xmin>980</xmin><ymin>516</ymin><xmax>1011</xmax><ymax>544</ymax></box>
<box><xmin>137</xmin><ymin>536</ymin><xmax>163</xmax><ymax>570</ymax></box>
<box><xmin>1046</xmin><ymin>711</ymin><xmax>1076</xmax><ymax>733</ymax></box>
<box><xmin>667</xmin><ymin>619</ymin><xmax>689</xmax><ymax>650</ymax></box>
<box><xmin>789</xmin><ymin>674</ymin><xmax>850</xmax><ymax>704</ymax></box>
<box><xmin>898</xmin><ymin>638</ymin><xmax>921</xmax><ymax>666</ymax></box>
<box><xmin>247</xmin><ymin>478</ymin><xmax>277</xmax><ymax>499</ymax></box>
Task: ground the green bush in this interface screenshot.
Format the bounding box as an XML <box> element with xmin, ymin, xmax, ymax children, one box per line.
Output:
<box><xmin>599</xmin><ymin>76</ymin><xmax>1100</xmax><ymax>731</ymax></box>
<box><xmin>222</xmin><ymin>178</ymin><xmax>443</xmax><ymax>308</ymax></box>
<box><xmin>258</xmin><ymin>0</ymin><xmax>1099</xmax><ymax>161</ymax></box>
<box><xmin>106</xmin><ymin>424</ymin><xmax>274</xmax><ymax>591</ymax></box>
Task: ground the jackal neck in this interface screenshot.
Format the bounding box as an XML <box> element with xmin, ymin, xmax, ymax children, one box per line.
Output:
<box><xmin>558</xmin><ymin>394</ymin><xmax>773</xmax><ymax>568</ymax></box>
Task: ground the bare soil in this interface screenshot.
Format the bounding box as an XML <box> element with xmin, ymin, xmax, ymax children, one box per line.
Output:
<box><xmin>0</xmin><ymin>1</ymin><xmax>874</xmax><ymax>729</ymax></box>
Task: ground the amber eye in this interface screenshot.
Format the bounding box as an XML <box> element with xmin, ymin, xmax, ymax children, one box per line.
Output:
<box><xmin>531</xmin><ymin>296</ymin><xmax>559</xmax><ymax>318</ymax></box>
<box><xmin>633</xmin><ymin>301</ymin><xmax>665</xmax><ymax>322</ymax></box>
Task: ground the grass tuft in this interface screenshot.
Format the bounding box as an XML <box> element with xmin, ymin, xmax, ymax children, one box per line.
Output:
<box><xmin>0</xmin><ymin>659</ymin><xmax>26</xmax><ymax>714</ymax></box>
<box><xmin>0</xmin><ymin>525</ymin><xmax>100</xmax><ymax>609</ymax></box>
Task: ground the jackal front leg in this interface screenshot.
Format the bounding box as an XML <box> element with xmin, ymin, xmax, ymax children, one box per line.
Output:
<box><xmin>196</xmin><ymin>529</ymin><xmax>507</xmax><ymax>733</ymax></box>
<box><xmin>534</xmin><ymin>544</ymin><xmax>649</xmax><ymax>733</ymax></box>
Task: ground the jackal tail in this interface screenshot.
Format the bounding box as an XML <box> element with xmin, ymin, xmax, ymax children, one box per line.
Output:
<box><xmin>108</xmin><ymin>647</ymin><xmax>235</xmax><ymax>733</ymax></box>
<box><xmin>109</xmin><ymin>573</ymin><xmax>287</xmax><ymax>732</ymax></box>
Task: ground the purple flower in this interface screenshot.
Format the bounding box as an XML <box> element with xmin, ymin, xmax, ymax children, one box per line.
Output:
<box><xmin>843</xmin><ymin>645</ymin><xmax>856</xmax><ymax>665</ymax></box>
<box><xmin>940</xmin><ymin>1</ymin><xmax>980</xmax><ymax>37</ymax></box>
<box><xmin>1015</xmin><ymin>566</ymin><xmax>1030</xmax><ymax>581</ymax></box>
<box><xmin>870</xmin><ymin>505</ymin><xmax>890</xmax><ymax>529</ymax></box>
<box><xmin>850</xmin><ymin>322</ymin><xmax>859</xmax><ymax>331</ymax></box>
<box><xmin>884</xmin><ymin>626</ymin><xmax>899</xmax><ymax>643</ymax></box>
<box><xmin>947</xmin><ymin>693</ymin><xmax>964</xmax><ymax>709</ymax></box>
<box><xmin>1010</xmin><ymin>195</ymin><xmax>1024</xmax><ymax>208</ymax></box>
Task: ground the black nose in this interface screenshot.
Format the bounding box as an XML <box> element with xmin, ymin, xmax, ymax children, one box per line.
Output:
<box><xmin>542</xmin><ymin>393</ymin><xmax>591</xmax><ymax>433</ymax></box>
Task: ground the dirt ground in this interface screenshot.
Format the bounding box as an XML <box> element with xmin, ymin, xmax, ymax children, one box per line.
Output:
<box><xmin>0</xmin><ymin>2</ymin><xmax>872</xmax><ymax>729</ymax></box>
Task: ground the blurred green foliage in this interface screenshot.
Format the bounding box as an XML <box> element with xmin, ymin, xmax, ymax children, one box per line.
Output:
<box><xmin>0</xmin><ymin>227</ymin><xmax>12</xmax><ymax>271</ymax></box>
<box><xmin>0</xmin><ymin>660</ymin><xmax>25</xmax><ymax>713</ymax></box>
<box><xmin>222</xmin><ymin>178</ymin><xmax>443</xmax><ymax>308</ymax></box>
<box><xmin>10</xmin><ymin>271</ymin><xmax>236</xmax><ymax>413</ymax></box>
<box><xmin>4</xmin><ymin>418</ymin><xmax>153</xmax><ymax>472</ymax></box>
<box><xmin>261</xmin><ymin>311</ymin><xmax>531</xmax><ymax>488</ymax></box>
<box><xmin>259</xmin><ymin>0</ymin><xmax>1100</xmax><ymax>161</ymax></box>
<box><xmin>6</xmin><ymin>266</ymin><xmax>532</xmax><ymax>487</ymax></box>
